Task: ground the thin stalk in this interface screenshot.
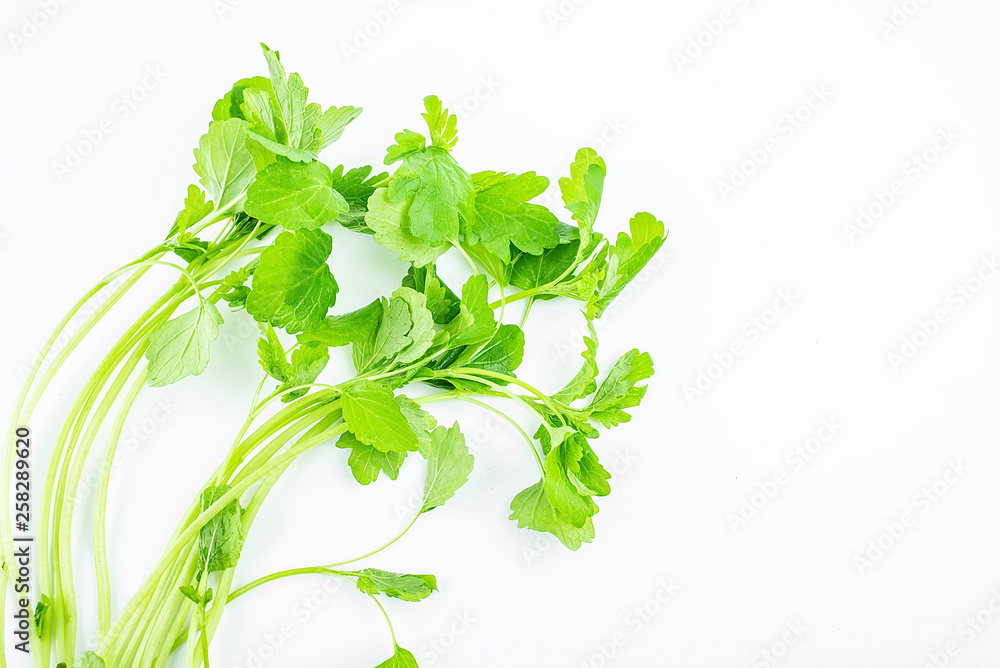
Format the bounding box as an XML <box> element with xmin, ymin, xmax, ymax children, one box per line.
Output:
<box><xmin>99</xmin><ymin>414</ymin><xmax>346</xmax><ymax>660</ymax></box>
<box><xmin>454</xmin><ymin>396</ymin><xmax>544</xmax><ymax>473</ymax></box>
<box><xmin>132</xmin><ymin>543</ymin><xmax>198</xmax><ymax>667</ymax></box>
<box><xmin>94</xmin><ymin>372</ymin><xmax>147</xmax><ymax>638</ymax></box>
<box><xmin>371</xmin><ymin>596</ymin><xmax>397</xmax><ymax>646</ymax></box>
<box><xmin>188</xmin><ymin>414</ymin><xmax>340</xmax><ymax>668</ymax></box>
<box><xmin>2</xmin><ymin>262</ymin><xmax>155</xmax><ymax>666</ymax></box>
<box><xmin>447</xmin><ymin>368</ymin><xmax>567</xmax><ymax>425</ymax></box>
<box><xmin>52</xmin><ymin>294</ymin><xmax>183</xmax><ymax>660</ymax></box>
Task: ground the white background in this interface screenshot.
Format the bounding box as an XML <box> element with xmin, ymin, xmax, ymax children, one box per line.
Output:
<box><xmin>2</xmin><ymin>0</ymin><xmax>1000</xmax><ymax>666</ymax></box>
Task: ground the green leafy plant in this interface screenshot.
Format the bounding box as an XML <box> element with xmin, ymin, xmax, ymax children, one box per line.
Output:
<box><xmin>2</xmin><ymin>44</ymin><xmax>666</xmax><ymax>668</ymax></box>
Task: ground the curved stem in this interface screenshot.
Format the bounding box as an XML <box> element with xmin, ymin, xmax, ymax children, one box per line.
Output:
<box><xmin>94</xmin><ymin>371</ymin><xmax>147</xmax><ymax>639</ymax></box>
<box><xmin>2</xmin><ymin>260</ymin><xmax>155</xmax><ymax>665</ymax></box>
<box><xmin>370</xmin><ymin>596</ymin><xmax>397</xmax><ymax>646</ymax></box>
<box><xmin>519</xmin><ymin>297</ymin><xmax>535</xmax><ymax>328</ymax></box>
<box><xmin>226</xmin><ymin>567</ymin><xmax>340</xmax><ymax>603</ymax></box>
<box><xmin>451</xmin><ymin>242</ymin><xmax>479</xmax><ymax>276</ymax></box>
<box><xmin>446</xmin><ymin>368</ymin><xmax>567</xmax><ymax>425</ymax></box>
<box><xmin>99</xmin><ymin>419</ymin><xmax>348</xmax><ymax>660</ymax></box>
<box><xmin>327</xmin><ymin>513</ymin><xmax>420</xmax><ymax>570</ymax></box>
<box><xmin>103</xmin><ymin>260</ymin><xmax>204</xmax><ymax>304</ymax></box>
<box><xmin>454</xmin><ymin>396</ymin><xmax>544</xmax><ymax>474</ymax></box>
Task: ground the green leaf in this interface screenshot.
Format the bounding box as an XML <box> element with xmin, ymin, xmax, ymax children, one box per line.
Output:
<box><xmin>421</xmin><ymin>423</ymin><xmax>474</xmax><ymax>513</ymax></box>
<box><xmin>241</xmin><ymin>86</ymin><xmax>285</xmax><ymax>169</ymax></box>
<box><xmin>336</xmin><ymin>430</ymin><xmax>407</xmax><ymax>485</ymax></box>
<box><xmin>193</xmin><ymin>118</ymin><xmax>256</xmax><ymax>215</ymax></box>
<box><xmin>198</xmin><ymin>485</ymin><xmax>245</xmax><ymax>573</ymax></box>
<box><xmin>342</xmin><ymin>380</ymin><xmax>419</xmax><ymax>453</ymax></box>
<box><xmin>221</xmin><ymin>213</ymin><xmax>273</xmax><ymax>246</ymax></box>
<box><xmin>384</xmin><ymin>129</ymin><xmax>426</xmax><ymax>165</ymax></box>
<box><xmin>168</xmin><ymin>184</ymin><xmax>214</xmax><ymax>238</ymax></box>
<box><xmin>246</xmin><ymin>130</ymin><xmax>316</xmax><ymax>165</ymax></box>
<box><xmin>388</xmin><ymin>147</ymin><xmax>475</xmax><ymax>247</ymax></box>
<box><xmin>355</xmin><ymin>568</ymin><xmax>438</xmax><ymax>602</ymax></box>
<box><xmin>34</xmin><ymin>594</ymin><xmax>50</xmax><ymax>636</ymax></box>
<box><xmin>257</xmin><ymin>323</ymin><xmax>290</xmax><ymax>382</ymax></box>
<box><xmin>509</xmin><ymin>223</ymin><xmax>583</xmax><ymax>295</ymax></box>
<box><xmin>261</xmin><ymin>44</ymin><xmax>312</xmax><ymax>150</ymax></box>
<box><xmin>509</xmin><ymin>482</ymin><xmax>595</xmax><ymax>550</ymax></box>
<box><xmin>178</xmin><ymin>585</ymin><xmax>200</xmax><ymax>603</ymax></box>
<box><xmin>279</xmin><ymin>340</ymin><xmax>329</xmax><ymax>401</ymax></box>
<box><xmin>317</xmin><ymin>105</ymin><xmax>363</xmax><ymax>150</ymax></box>
<box><xmin>588</xmin><ymin>349</ymin><xmax>654</xmax><ymax>427</ymax></box>
<box><xmin>543</xmin><ymin>432</ymin><xmax>598</xmax><ymax>527</ymax></box>
<box><xmin>366</xmin><ymin>188</ymin><xmax>447</xmax><ymax>267</ymax></box>
<box><xmin>73</xmin><ymin>651</ymin><xmax>107</xmax><ymax>668</ymax></box>
<box><xmin>351</xmin><ymin>287</ymin><xmax>435</xmax><ymax>371</ymax></box>
<box><xmin>559</xmin><ymin>148</ymin><xmax>606</xmax><ymax>246</ymax></box>
<box><xmin>396</xmin><ymin>395</ymin><xmax>437</xmax><ymax>452</ymax></box>
<box><xmin>421</xmin><ymin>95</ymin><xmax>458</xmax><ymax>150</ymax></box>
<box><xmin>394</xmin><ymin>287</ymin><xmax>435</xmax><ymax>364</ymax></box>
<box><xmin>246</xmin><ymin>228</ymin><xmax>339</xmax><ymax>334</ymax></box>
<box><xmin>172</xmin><ymin>238</ymin><xmax>209</xmax><ymax>265</ymax></box>
<box><xmin>212</xmin><ymin>76</ymin><xmax>275</xmax><ymax>122</ymax></box>
<box><xmin>178</xmin><ymin>585</ymin><xmax>213</xmax><ymax>607</ymax></box>
<box><xmin>465</xmin><ymin>171</ymin><xmax>560</xmax><ymax>260</ymax></box>
<box><xmin>460</xmin><ymin>241</ymin><xmax>512</xmax><ymax>287</ymax></box>
<box><xmin>461</xmin><ymin>324</ymin><xmax>524</xmax><ymax>377</ymax></box>
<box><xmin>563</xmin><ymin>243</ymin><xmax>608</xmax><ymax>303</ymax></box>
<box><xmin>245</xmin><ymin>157</ymin><xmax>348</xmax><ymax>230</ymax></box>
<box><xmin>570</xmin><ymin>438</ymin><xmax>612</xmax><ymax>497</ymax></box>
<box><xmin>240</xmin><ymin>86</ymin><xmax>277</xmax><ymax>135</ymax></box>
<box><xmin>298</xmin><ymin>300</ymin><xmax>381</xmax><ymax>348</ymax></box>
<box><xmin>552</xmin><ymin>319</ymin><xmax>598</xmax><ymax>403</ymax></box>
<box><xmin>446</xmin><ymin>275</ymin><xmax>496</xmax><ymax>347</ymax></box>
<box><xmin>218</xmin><ymin>263</ymin><xmax>256</xmax><ymax>310</ymax></box>
<box><xmin>146</xmin><ymin>302</ymin><xmax>224</xmax><ymax>387</ymax></box>
<box><xmin>330</xmin><ymin>165</ymin><xmax>390</xmax><ymax>233</ymax></box>
<box><xmin>586</xmin><ymin>213</ymin><xmax>666</xmax><ymax>319</ymax></box>
<box><xmin>373</xmin><ymin>645</ymin><xmax>419</xmax><ymax>668</ymax></box>
<box><xmin>352</xmin><ymin>297</ymin><xmax>410</xmax><ymax>373</ymax></box>
<box><xmin>402</xmin><ymin>264</ymin><xmax>461</xmax><ymax>324</ymax></box>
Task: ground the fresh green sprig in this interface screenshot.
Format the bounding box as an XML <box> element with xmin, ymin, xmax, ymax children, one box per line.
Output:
<box><xmin>4</xmin><ymin>43</ymin><xmax>666</xmax><ymax>668</ymax></box>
